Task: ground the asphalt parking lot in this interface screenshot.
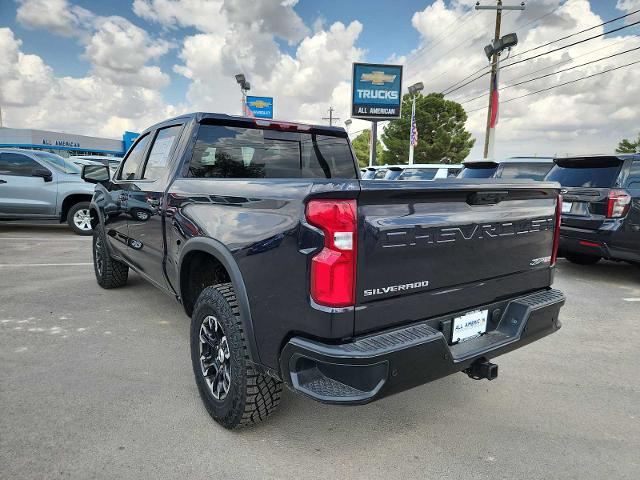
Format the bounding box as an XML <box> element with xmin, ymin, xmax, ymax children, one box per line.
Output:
<box><xmin>1</xmin><ymin>223</ymin><xmax>639</xmax><ymax>480</ymax></box>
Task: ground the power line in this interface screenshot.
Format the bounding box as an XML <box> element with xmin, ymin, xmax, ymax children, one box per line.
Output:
<box><xmin>465</xmin><ymin>59</ymin><xmax>640</xmax><ymax>113</ymax></box>
<box><xmin>500</xmin><ymin>19</ymin><xmax>640</xmax><ymax>69</ymax></box>
<box><xmin>508</xmin><ymin>7</ymin><xmax>640</xmax><ymax>60</ymax></box>
<box><xmin>458</xmin><ymin>45</ymin><xmax>640</xmax><ymax>104</ymax></box>
<box><xmin>443</xmin><ymin>18</ymin><xmax>640</xmax><ymax>97</ymax></box>
<box><xmin>449</xmin><ymin>36</ymin><xmax>629</xmax><ymax>102</ymax></box>
<box><xmin>440</xmin><ymin>2</ymin><xmax>566</xmax><ymax>95</ymax></box>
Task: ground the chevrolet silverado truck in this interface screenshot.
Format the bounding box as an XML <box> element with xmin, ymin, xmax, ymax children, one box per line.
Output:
<box><xmin>83</xmin><ymin>113</ymin><xmax>565</xmax><ymax>429</ymax></box>
<box><xmin>0</xmin><ymin>149</ymin><xmax>96</xmax><ymax>235</ymax></box>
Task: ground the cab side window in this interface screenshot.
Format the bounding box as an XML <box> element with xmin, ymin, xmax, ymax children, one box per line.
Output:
<box><xmin>0</xmin><ymin>153</ymin><xmax>41</xmax><ymax>176</ymax></box>
<box><xmin>626</xmin><ymin>161</ymin><xmax>640</xmax><ymax>189</ymax></box>
<box><xmin>119</xmin><ymin>134</ymin><xmax>150</xmax><ymax>180</ymax></box>
<box><xmin>141</xmin><ymin>125</ymin><xmax>182</xmax><ymax>181</ymax></box>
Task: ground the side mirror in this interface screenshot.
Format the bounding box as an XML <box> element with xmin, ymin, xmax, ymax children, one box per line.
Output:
<box><xmin>82</xmin><ymin>164</ymin><xmax>110</xmax><ymax>184</ymax></box>
<box><xmin>32</xmin><ymin>167</ymin><xmax>53</xmax><ymax>182</ymax></box>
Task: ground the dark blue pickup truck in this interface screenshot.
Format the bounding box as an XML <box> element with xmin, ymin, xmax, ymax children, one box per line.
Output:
<box><xmin>82</xmin><ymin>112</ymin><xmax>565</xmax><ymax>429</ymax></box>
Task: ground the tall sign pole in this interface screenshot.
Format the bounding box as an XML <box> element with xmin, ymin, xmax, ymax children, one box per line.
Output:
<box><xmin>369</xmin><ymin>121</ymin><xmax>378</xmax><ymax>166</ymax></box>
<box><xmin>476</xmin><ymin>1</ymin><xmax>524</xmax><ymax>158</ymax></box>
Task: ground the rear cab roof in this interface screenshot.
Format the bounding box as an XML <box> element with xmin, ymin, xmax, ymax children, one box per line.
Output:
<box><xmin>142</xmin><ymin>112</ymin><xmax>348</xmax><ymax>138</ymax></box>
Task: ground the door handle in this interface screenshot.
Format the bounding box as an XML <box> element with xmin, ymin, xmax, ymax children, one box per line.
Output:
<box><xmin>0</xmin><ymin>179</ymin><xmax>7</xmax><ymax>184</ymax></box>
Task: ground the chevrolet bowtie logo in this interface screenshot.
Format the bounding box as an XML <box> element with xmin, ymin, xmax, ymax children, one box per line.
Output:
<box><xmin>360</xmin><ymin>71</ymin><xmax>396</xmax><ymax>85</ymax></box>
<box><xmin>249</xmin><ymin>100</ymin><xmax>271</xmax><ymax>108</ymax></box>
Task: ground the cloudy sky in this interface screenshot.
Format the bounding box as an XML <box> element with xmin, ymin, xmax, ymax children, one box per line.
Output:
<box><xmin>0</xmin><ymin>0</ymin><xmax>639</xmax><ymax>158</ymax></box>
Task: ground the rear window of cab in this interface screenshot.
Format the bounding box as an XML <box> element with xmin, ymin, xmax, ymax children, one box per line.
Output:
<box><xmin>187</xmin><ymin>125</ymin><xmax>357</xmax><ymax>179</ymax></box>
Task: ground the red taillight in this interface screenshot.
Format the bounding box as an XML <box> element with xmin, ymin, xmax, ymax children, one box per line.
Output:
<box><xmin>607</xmin><ymin>189</ymin><xmax>631</xmax><ymax>218</ymax></box>
<box><xmin>551</xmin><ymin>194</ymin><xmax>562</xmax><ymax>267</ymax></box>
<box><xmin>306</xmin><ymin>199</ymin><xmax>357</xmax><ymax>307</ymax></box>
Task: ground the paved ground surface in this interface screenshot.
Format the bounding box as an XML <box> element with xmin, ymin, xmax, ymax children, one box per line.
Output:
<box><xmin>1</xmin><ymin>223</ymin><xmax>639</xmax><ymax>480</ymax></box>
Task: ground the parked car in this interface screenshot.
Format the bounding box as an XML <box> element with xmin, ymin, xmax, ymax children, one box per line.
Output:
<box><xmin>545</xmin><ymin>154</ymin><xmax>640</xmax><ymax>265</ymax></box>
<box><xmin>0</xmin><ymin>149</ymin><xmax>96</xmax><ymax>234</ymax></box>
<box><xmin>84</xmin><ymin>112</ymin><xmax>565</xmax><ymax>429</ymax></box>
<box><xmin>361</xmin><ymin>166</ymin><xmax>380</xmax><ymax>179</ymax></box>
<box><xmin>395</xmin><ymin>164</ymin><xmax>462</xmax><ymax>180</ymax></box>
<box><xmin>69</xmin><ymin>155</ymin><xmax>121</xmax><ymax>174</ymax></box>
<box><xmin>70</xmin><ymin>157</ymin><xmax>103</xmax><ymax>167</ymax></box>
<box><xmin>459</xmin><ymin>157</ymin><xmax>555</xmax><ymax>180</ymax></box>
<box><xmin>362</xmin><ymin>164</ymin><xmax>462</xmax><ymax>180</ymax></box>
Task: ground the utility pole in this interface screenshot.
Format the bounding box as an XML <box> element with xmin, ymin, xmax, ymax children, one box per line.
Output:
<box><xmin>476</xmin><ymin>1</ymin><xmax>525</xmax><ymax>158</ymax></box>
<box><xmin>322</xmin><ymin>106</ymin><xmax>340</xmax><ymax>126</ymax></box>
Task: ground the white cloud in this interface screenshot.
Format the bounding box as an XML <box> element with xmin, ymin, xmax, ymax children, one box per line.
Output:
<box><xmin>616</xmin><ymin>0</ymin><xmax>640</xmax><ymax>14</ymax></box>
<box><xmin>0</xmin><ymin>28</ymin><xmax>54</xmax><ymax>107</ymax></box>
<box><xmin>404</xmin><ymin>0</ymin><xmax>640</xmax><ymax>158</ymax></box>
<box><xmin>0</xmin><ymin>27</ymin><xmax>179</xmax><ymax>138</ymax></box>
<box><xmin>156</xmin><ymin>0</ymin><xmax>363</xmax><ymax>125</ymax></box>
<box><xmin>16</xmin><ymin>0</ymin><xmax>94</xmax><ymax>38</ymax></box>
<box><xmin>15</xmin><ymin>0</ymin><xmax>173</xmax><ymax>89</ymax></box>
<box><xmin>84</xmin><ymin>16</ymin><xmax>172</xmax><ymax>88</ymax></box>
<box><xmin>132</xmin><ymin>0</ymin><xmax>228</xmax><ymax>33</ymax></box>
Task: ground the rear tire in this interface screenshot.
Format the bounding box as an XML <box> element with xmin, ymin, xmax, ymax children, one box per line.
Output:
<box><xmin>67</xmin><ymin>202</ymin><xmax>93</xmax><ymax>235</ymax></box>
<box><xmin>564</xmin><ymin>252</ymin><xmax>601</xmax><ymax>265</ymax></box>
<box><xmin>190</xmin><ymin>283</ymin><xmax>282</xmax><ymax>429</ymax></box>
<box><xmin>93</xmin><ymin>224</ymin><xmax>129</xmax><ymax>288</ymax></box>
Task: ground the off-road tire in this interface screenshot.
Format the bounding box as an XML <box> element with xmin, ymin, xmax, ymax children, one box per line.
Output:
<box><xmin>191</xmin><ymin>283</ymin><xmax>282</xmax><ymax>429</ymax></box>
<box><xmin>564</xmin><ymin>252</ymin><xmax>601</xmax><ymax>265</ymax></box>
<box><xmin>67</xmin><ymin>201</ymin><xmax>93</xmax><ymax>235</ymax></box>
<box><xmin>93</xmin><ymin>223</ymin><xmax>129</xmax><ymax>288</ymax></box>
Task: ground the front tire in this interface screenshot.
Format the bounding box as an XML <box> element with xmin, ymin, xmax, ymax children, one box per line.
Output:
<box><xmin>93</xmin><ymin>224</ymin><xmax>129</xmax><ymax>288</ymax></box>
<box><xmin>190</xmin><ymin>283</ymin><xmax>282</xmax><ymax>429</ymax></box>
<box><xmin>564</xmin><ymin>252</ymin><xmax>601</xmax><ymax>265</ymax></box>
<box><xmin>67</xmin><ymin>202</ymin><xmax>93</xmax><ymax>235</ymax></box>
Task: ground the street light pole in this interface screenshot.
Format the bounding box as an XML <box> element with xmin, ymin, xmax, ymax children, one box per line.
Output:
<box><xmin>235</xmin><ymin>73</ymin><xmax>250</xmax><ymax>116</ymax></box>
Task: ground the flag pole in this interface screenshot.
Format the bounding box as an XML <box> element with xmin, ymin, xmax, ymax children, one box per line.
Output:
<box><xmin>408</xmin><ymin>95</ymin><xmax>416</xmax><ymax>165</ymax></box>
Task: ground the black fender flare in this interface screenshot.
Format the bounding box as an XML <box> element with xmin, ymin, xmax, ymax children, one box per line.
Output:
<box><xmin>178</xmin><ymin>237</ymin><xmax>261</xmax><ymax>365</ymax></box>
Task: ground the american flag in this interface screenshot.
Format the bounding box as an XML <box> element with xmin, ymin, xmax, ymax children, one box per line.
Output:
<box><xmin>410</xmin><ymin>100</ymin><xmax>418</xmax><ymax>148</ymax></box>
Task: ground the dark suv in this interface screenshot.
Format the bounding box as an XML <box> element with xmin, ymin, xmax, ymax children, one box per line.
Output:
<box><xmin>546</xmin><ymin>155</ymin><xmax>640</xmax><ymax>265</ymax></box>
<box><xmin>459</xmin><ymin>157</ymin><xmax>554</xmax><ymax>180</ymax></box>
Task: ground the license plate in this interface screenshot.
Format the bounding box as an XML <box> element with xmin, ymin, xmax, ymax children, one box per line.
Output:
<box><xmin>562</xmin><ymin>201</ymin><xmax>572</xmax><ymax>213</ymax></box>
<box><xmin>452</xmin><ymin>309</ymin><xmax>488</xmax><ymax>343</ymax></box>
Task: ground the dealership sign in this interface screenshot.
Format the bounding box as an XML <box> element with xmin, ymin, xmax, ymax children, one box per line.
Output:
<box><xmin>42</xmin><ymin>138</ymin><xmax>80</xmax><ymax>148</ymax></box>
<box><xmin>351</xmin><ymin>63</ymin><xmax>403</xmax><ymax>119</ymax></box>
<box><xmin>246</xmin><ymin>96</ymin><xmax>274</xmax><ymax>119</ymax></box>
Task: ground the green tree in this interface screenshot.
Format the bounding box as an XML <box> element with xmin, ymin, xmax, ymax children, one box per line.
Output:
<box><xmin>616</xmin><ymin>132</ymin><xmax>640</xmax><ymax>154</ymax></box>
<box><xmin>351</xmin><ymin>129</ymin><xmax>383</xmax><ymax>168</ymax></box>
<box><xmin>381</xmin><ymin>92</ymin><xmax>474</xmax><ymax>165</ymax></box>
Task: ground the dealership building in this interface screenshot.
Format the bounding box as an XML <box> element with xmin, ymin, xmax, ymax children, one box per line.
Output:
<box><xmin>0</xmin><ymin>127</ymin><xmax>139</xmax><ymax>158</ymax></box>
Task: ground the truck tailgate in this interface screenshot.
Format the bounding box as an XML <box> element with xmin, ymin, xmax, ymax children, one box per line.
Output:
<box><xmin>355</xmin><ymin>180</ymin><xmax>559</xmax><ymax>334</ymax></box>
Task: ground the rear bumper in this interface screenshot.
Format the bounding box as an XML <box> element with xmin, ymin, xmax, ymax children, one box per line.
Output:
<box><xmin>559</xmin><ymin>226</ymin><xmax>639</xmax><ymax>262</ymax></box>
<box><xmin>280</xmin><ymin>289</ymin><xmax>564</xmax><ymax>404</ymax></box>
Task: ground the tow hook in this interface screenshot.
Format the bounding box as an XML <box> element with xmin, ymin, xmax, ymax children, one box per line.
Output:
<box><xmin>464</xmin><ymin>359</ymin><xmax>498</xmax><ymax>381</ymax></box>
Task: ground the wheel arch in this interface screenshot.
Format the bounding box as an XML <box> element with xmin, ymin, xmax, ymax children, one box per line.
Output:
<box><xmin>178</xmin><ymin>237</ymin><xmax>261</xmax><ymax>365</ymax></box>
<box><xmin>60</xmin><ymin>193</ymin><xmax>93</xmax><ymax>223</ymax></box>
